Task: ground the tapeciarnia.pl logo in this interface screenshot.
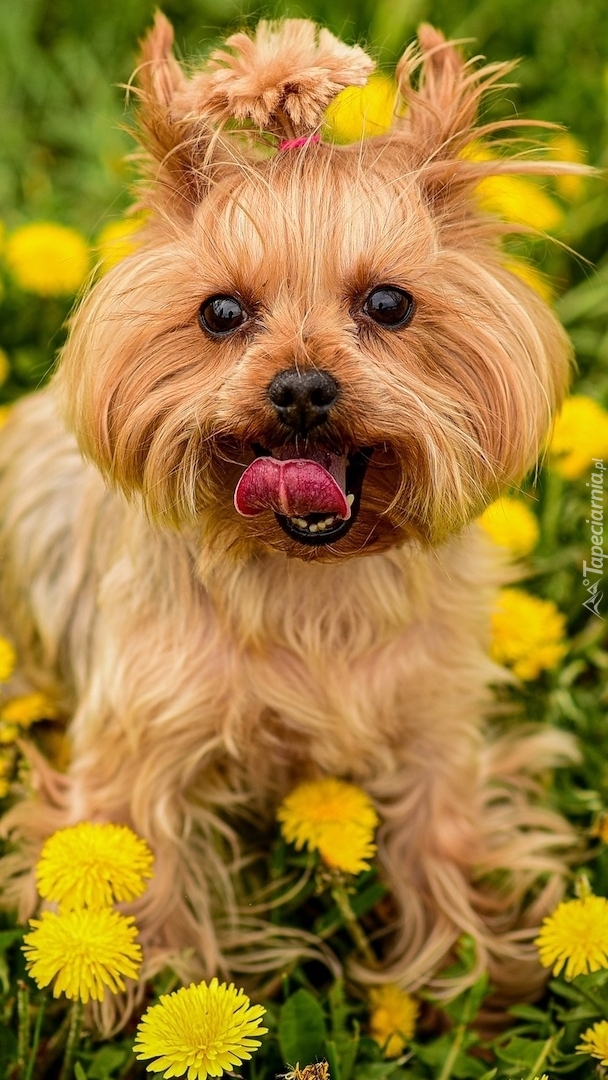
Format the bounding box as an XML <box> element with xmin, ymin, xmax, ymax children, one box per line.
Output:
<box><xmin>582</xmin><ymin>458</ymin><xmax>606</xmax><ymax>619</ymax></box>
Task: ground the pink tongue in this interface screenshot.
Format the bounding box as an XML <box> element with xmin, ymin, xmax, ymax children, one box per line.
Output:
<box><xmin>234</xmin><ymin>457</ymin><xmax>351</xmax><ymax>520</ymax></box>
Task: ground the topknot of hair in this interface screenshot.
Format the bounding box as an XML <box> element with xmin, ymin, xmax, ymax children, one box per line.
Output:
<box><xmin>178</xmin><ymin>19</ymin><xmax>375</xmax><ymax>139</ymax></box>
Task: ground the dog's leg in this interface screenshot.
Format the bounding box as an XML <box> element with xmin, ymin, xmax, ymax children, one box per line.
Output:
<box><xmin>0</xmin><ymin>394</ymin><xmax>238</xmax><ymax>987</ymax></box>
<box><xmin>1</xmin><ymin>662</ymin><xmax>240</xmax><ymax>988</ymax></box>
<box><xmin>362</xmin><ymin>724</ymin><xmax>577</xmax><ymax>1006</ymax></box>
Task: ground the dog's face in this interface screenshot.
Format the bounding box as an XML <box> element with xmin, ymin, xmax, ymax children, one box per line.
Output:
<box><xmin>60</xmin><ymin>17</ymin><xmax>571</xmax><ymax>562</ymax></box>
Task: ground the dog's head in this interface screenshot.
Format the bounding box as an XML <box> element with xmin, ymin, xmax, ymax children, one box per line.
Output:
<box><xmin>59</xmin><ymin>15</ymin><xmax>576</xmax><ymax>561</ymax></box>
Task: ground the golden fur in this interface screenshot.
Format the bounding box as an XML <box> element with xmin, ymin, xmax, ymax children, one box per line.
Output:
<box><xmin>0</xmin><ymin>15</ymin><xmax>583</xmax><ymax>1030</ymax></box>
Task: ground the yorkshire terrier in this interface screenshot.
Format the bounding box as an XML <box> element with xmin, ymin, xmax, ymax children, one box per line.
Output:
<box><xmin>0</xmin><ymin>14</ymin><xmax>581</xmax><ymax>1025</ymax></box>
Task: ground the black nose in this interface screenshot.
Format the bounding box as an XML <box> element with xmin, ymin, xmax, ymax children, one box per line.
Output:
<box><xmin>267</xmin><ymin>368</ymin><xmax>339</xmax><ymax>434</ymax></box>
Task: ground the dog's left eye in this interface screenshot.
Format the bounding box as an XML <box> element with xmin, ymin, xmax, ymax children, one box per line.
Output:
<box><xmin>363</xmin><ymin>286</ymin><xmax>414</xmax><ymax>328</ymax></box>
<box><xmin>199</xmin><ymin>295</ymin><xmax>248</xmax><ymax>335</ymax></box>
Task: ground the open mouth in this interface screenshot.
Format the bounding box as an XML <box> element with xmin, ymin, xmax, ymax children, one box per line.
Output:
<box><xmin>234</xmin><ymin>445</ymin><xmax>373</xmax><ymax>547</ymax></box>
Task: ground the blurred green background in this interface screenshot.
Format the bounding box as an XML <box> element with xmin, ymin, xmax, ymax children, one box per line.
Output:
<box><xmin>0</xmin><ymin>0</ymin><xmax>607</xmax><ymax>419</ymax></box>
<box><xmin>1</xmin><ymin>0</ymin><xmax>607</xmax><ymax>237</ymax></box>
<box><xmin>0</xmin><ymin>0</ymin><xmax>607</xmax><ymax>418</ymax></box>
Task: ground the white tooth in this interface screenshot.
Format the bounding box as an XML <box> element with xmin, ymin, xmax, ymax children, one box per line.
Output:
<box><xmin>293</xmin><ymin>517</ymin><xmax>308</xmax><ymax>528</ymax></box>
<box><xmin>324</xmin><ymin>517</ymin><xmax>335</xmax><ymax>526</ymax></box>
<box><xmin>308</xmin><ymin>523</ymin><xmax>318</xmax><ymax>533</ymax></box>
<box><xmin>316</xmin><ymin>521</ymin><xmax>326</xmax><ymax>531</ymax></box>
<box><xmin>346</xmin><ymin>493</ymin><xmax>355</xmax><ymax>507</ymax></box>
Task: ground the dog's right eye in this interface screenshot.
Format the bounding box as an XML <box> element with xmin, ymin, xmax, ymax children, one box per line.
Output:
<box><xmin>363</xmin><ymin>286</ymin><xmax>414</xmax><ymax>328</ymax></box>
<box><xmin>199</xmin><ymin>295</ymin><xmax>248</xmax><ymax>336</ymax></box>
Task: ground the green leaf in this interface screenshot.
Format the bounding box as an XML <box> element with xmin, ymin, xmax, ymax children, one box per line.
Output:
<box><xmin>329</xmin><ymin>979</ymin><xmax>349</xmax><ymax>1038</ymax></box>
<box><xmin>0</xmin><ymin>928</ymin><xmax>25</xmax><ymax>951</ymax></box>
<box><xmin>577</xmin><ymin>968</ymin><xmax>608</xmax><ymax>991</ymax></box>
<box><xmin>324</xmin><ymin>1029</ymin><xmax>361</xmax><ymax>1080</ymax></box>
<box><xmin>442</xmin><ymin>974</ymin><xmax>490</xmax><ymax>1025</ymax></box>
<box><xmin>555</xmin><ymin>1002</ymin><xmax>602</xmax><ymax>1022</ymax></box>
<box><xmin>493</xmin><ymin>1037</ymin><xmax>552</xmax><ymax>1069</ymax></box>
<box><xmin>413</xmin><ymin>1032</ymin><xmax>485</xmax><ymax>1077</ymax></box>
<box><xmin>326</xmin><ymin>980</ymin><xmax>360</xmax><ymax>1080</ymax></box>
<box><xmin>74</xmin><ymin>1064</ymin><xmax>89</xmax><ymax>1080</ymax></box>
<box><xmin>0</xmin><ymin>929</ymin><xmax>27</xmax><ymax>993</ymax></box>
<box><xmin>0</xmin><ymin>1028</ymin><xmax>18</xmax><ymax>1072</ymax></box>
<box><xmin>0</xmin><ymin>954</ymin><xmax>9</xmax><ymax>995</ymax></box>
<box><xmin>338</xmin><ymin>1023</ymin><xmax>360</xmax><ymax>1080</ymax></box>
<box><xmin>548</xmin><ymin>979</ymin><xmax>586</xmax><ymax>1003</ymax></box>
<box><xmin>270</xmin><ymin>835</ymin><xmax>287</xmax><ymax>878</ymax></box>
<box><xmin>451</xmin><ymin>1058</ymin><xmax>488</xmax><ymax>1079</ymax></box>
<box><xmin>353</xmin><ymin>1061</ymin><xmax>409</xmax><ymax>1080</ymax></box>
<box><xmin>279</xmin><ymin>990</ymin><xmax>327</xmax><ymax>1068</ymax></box>
<box><xmin>315</xmin><ymin>884</ymin><xmax>387</xmax><ymax>937</ymax></box>
<box><xmin>356</xmin><ymin>1037</ymin><xmax>384</xmax><ymax>1061</ymax></box>
<box><xmin>508</xmin><ymin>1004</ymin><xmax>553</xmax><ymax>1023</ymax></box>
<box><xmin>325</xmin><ymin>1039</ymin><xmax>342</xmax><ymax>1080</ymax></box>
<box><xmin>88</xmin><ymin>1043</ymin><xmax>129</xmax><ymax>1078</ymax></box>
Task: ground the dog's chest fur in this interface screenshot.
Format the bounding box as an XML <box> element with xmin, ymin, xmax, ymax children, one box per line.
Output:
<box><xmin>0</xmin><ymin>388</ymin><xmax>502</xmax><ymax>824</ymax></box>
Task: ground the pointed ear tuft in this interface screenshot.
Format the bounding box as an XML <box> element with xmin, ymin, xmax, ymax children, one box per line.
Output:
<box><xmin>132</xmin><ymin>13</ymin><xmax>221</xmax><ymax>218</ymax></box>
<box><xmin>137</xmin><ymin>11</ymin><xmax>188</xmax><ymax>110</ymax></box>
<box><xmin>183</xmin><ymin>19</ymin><xmax>375</xmax><ymax>138</ymax></box>
<box><xmin>396</xmin><ymin>25</ymin><xmax>514</xmax><ymax>163</ymax></box>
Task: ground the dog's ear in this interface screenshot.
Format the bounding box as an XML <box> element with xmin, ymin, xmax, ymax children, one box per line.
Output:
<box><xmin>395</xmin><ymin>26</ymin><xmax>512</xmax><ymax>166</ymax></box>
<box><xmin>132</xmin><ymin>14</ymin><xmax>375</xmax><ymax>214</ymax></box>
<box><xmin>134</xmin><ymin>13</ymin><xmax>217</xmax><ymax>216</ymax></box>
<box><xmin>393</xmin><ymin>26</ymin><xmax>589</xmax><ymax>203</ymax></box>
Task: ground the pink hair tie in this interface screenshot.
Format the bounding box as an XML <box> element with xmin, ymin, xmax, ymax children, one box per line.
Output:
<box><xmin>278</xmin><ymin>133</ymin><xmax>321</xmax><ymax>152</ymax></box>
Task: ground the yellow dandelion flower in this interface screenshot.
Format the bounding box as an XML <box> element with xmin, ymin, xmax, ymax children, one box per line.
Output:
<box><xmin>96</xmin><ymin>215</ymin><xmax>145</xmax><ymax>272</ymax></box>
<box><xmin>548</xmin><ymin>133</ymin><xmax>586</xmax><ymax>201</ymax></box>
<box><xmin>277</xmin><ymin>777</ymin><xmax>379</xmax><ymax>875</ymax></box>
<box><xmin>369</xmin><ymin>985</ymin><xmax>418</xmax><ymax>1058</ymax></box>
<box><xmin>6</xmin><ymin>222</ymin><xmax>89</xmax><ymax>297</ymax></box>
<box><xmin>134</xmin><ymin>977</ymin><xmax>267</xmax><ymax>1080</ymax></box>
<box><xmin>0</xmin><ymin>405</ymin><xmax>11</xmax><ymax>429</ymax></box>
<box><xmin>478</xmin><ymin>497</ymin><xmax>540</xmax><ymax>558</ymax></box>
<box><xmin>476</xmin><ymin>174</ymin><xmax>563</xmax><ymax>231</ymax></box>
<box><xmin>0</xmin><ymin>778</ymin><xmax>10</xmax><ymax>798</ymax></box>
<box><xmin>0</xmin><ymin>637</ymin><xmax>16</xmax><ymax>682</ymax></box>
<box><xmin>491</xmin><ymin>588</ymin><xmax>567</xmax><ymax>680</ymax></box>
<box><xmin>549</xmin><ymin>395</ymin><xmax>608</xmax><ymax>479</ymax></box>
<box><xmin>23</xmin><ymin>906</ymin><xmax>142</xmax><ymax>1003</ymax></box>
<box><xmin>577</xmin><ymin>1020</ymin><xmax>608</xmax><ymax>1065</ymax></box>
<box><xmin>0</xmin><ymin>724</ymin><xmax>19</xmax><ymax>744</ymax></box>
<box><xmin>535</xmin><ymin>894</ymin><xmax>608</xmax><ymax>979</ymax></box>
<box><xmin>463</xmin><ymin>143</ymin><xmax>563</xmax><ymax>231</ymax></box>
<box><xmin>323</xmin><ymin>75</ymin><xmax>397</xmax><ymax>144</ymax></box>
<box><xmin>36</xmin><ymin>821</ymin><xmax>154</xmax><ymax>911</ymax></box>
<box><xmin>460</xmin><ymin>140</ymin><xmax>494</xmax><ymax>163</ymax></box>
<box><xmin>0</xmin><ymin>348</ymin><xmax>10</xmax><ymax>387</ymax></box>
<box><xmin>502</xmin><ymin>257</ymin><xmax>554</xmax><ymax>304</ymax></box>
<box><xmin>1</xmin><ymin>691</ymin><xmax>58</xmax><ymax>728</ymax></box>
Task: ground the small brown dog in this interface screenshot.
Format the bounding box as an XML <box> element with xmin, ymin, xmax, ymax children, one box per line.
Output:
<box><xmin>0</xmin><ymin>15</ymin><xmax>579</xmax><ymax>1024</ymax></box>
